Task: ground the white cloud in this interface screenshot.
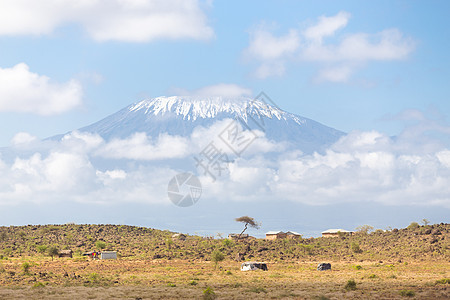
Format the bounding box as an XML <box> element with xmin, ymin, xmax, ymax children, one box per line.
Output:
<box><xmin>245</xmin><ymin>12</ymin><xmax>415</xmax><ymax>82</ymax></box>
<box><xmin>0</xmin><ymin>63</ymin><xmax>82</xmax><ymax>115</ymax></box>
<box><xmin>0</xmin><ymin>0</ymin><xmax>213</xmax><ymax>42</ymax></box>
<box><xmin>245</xmin><ymin>28</ymin><xmax>299</xmax><ymax>60</ymax></box>
<box><xmin>244</xmin><ymin>26</ymin><xmax>299</xmax><ymax>79</ymax></box>
<box><xmin>303</xmin><ymin>11</ymin><xmax>350</xmax><ymax>42</ymax></box>
<box><xmin>97</xmin><ymin>132</ymin><xmax>191</xmax><ymax>160</ymax></box>
<box><xmin>11</xmin><ymin>132</ymin><xmax>38</xmax><ymax>146</ymax></box>
<box><xmin>1</xmin><ymin>116</ymin><xmax>450</xmax><ymax>209</ymax></box>
<box><xmin>172</xmin><ymin>83</ymin><xmax>252</xmax><ymax>97</ymax></box>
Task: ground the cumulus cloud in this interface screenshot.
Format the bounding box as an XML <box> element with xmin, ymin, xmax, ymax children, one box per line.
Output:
<box><xmin>245</xmin><ymin>11</ymin><xmax>416</xmax><ymax>82</ymax></box>
<box><xmin>1</xmin><ymin>117</ymin><xmax>450</xmax><ymax>209</ymax></box>
<box><xmin>0</xmin><ymin>63</ymin><xmax>82</xmax><ymax>115</ymax></box>
<box><xmin>171</xmin><ymin>84</ymin><xmax>252</xmax><ymax>98</ymax></box>
<box><xmin>97</xmin><ymin>132</ymin><xmax>191</xmax><ymax>160</ymax></box>
<box><xmin>0</xmin><ymin>0</ymin><xmax>213</xmax><ymax>42</ymax></box>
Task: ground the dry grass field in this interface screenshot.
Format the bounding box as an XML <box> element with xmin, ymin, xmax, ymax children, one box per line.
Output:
<box><xmin>0</xmin><ymin>223</ymin><xmax>448</xmax><ymax>299</ymax></box>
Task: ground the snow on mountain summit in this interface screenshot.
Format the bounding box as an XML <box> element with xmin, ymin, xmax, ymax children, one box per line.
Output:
<box><xmin>127</xmin><ymin>96</ymin><xmax>305</xmax><ymax>125</ymax></box>
<box><xmin>76</xmin><ymin>95</ymin><xmax>345</xmax><ymax>154</ymax></box>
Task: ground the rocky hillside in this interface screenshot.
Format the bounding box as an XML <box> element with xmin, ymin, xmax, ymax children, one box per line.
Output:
<box><xmin>0</xmin><ymin>223</ymin><xmax>448</xmax><ymax>262</ymax></box>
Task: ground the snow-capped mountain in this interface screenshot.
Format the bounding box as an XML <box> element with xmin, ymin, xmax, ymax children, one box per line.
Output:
<box><xmin>78</xmin><ymin>96</ymin><xmax>344</xmax><ymax>154</ymax></box>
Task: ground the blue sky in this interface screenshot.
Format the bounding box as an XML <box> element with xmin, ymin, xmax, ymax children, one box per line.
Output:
<box><xmin>0</xmin><ymin>0</ymin><xmax>449</xmax><ymax>145</ymax></box>
<box><xmin>0</xmin><ymin>1</ymin><xmax>449</xmax><ymax>234</ymax></box>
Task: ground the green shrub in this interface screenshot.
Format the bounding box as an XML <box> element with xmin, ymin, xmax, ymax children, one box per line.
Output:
<box><xmin>2</xmin><ymin>248</ymin><xmax>12</xmax><ymax>257</ymax></box>
<box><xmin>189</xmin><ymin>280</ymin><xmax>198</xmax><ymax>286</ymax></box>
<box><xmin>36</xmin><ymin>245</ymin><xmax>47</xmax><ymax>254</ymax></box>
<box><xmin>344</xmin><ymin>279</ymin><xmax>357</xmax><ymax>291</ymax></box>
<box><xmin>225</xmin><ymin>270</ymin><xmax>232</xmax><ymax>275</ymax></box>
<box><xmin>351</xmin><ymin>242</ymin><xmax>362</xmax><ymax>253</ymax></box>
<box><xmin>203</xmin><ymin>286</ymin><xmax>216</xmax><ymax>300</ymax></box>
<box><xmin>368</xmin><ymin>274</ymin><xmax>378</xmax><ymax>279</ymax></box>
<box><xmin>88</xmin><ymin>272</ymin><xmax>100</xmax><ymax>283</ymax></box>
<box><xmin>21</xmin><ymin>262</ymin><xmax>31</xmax><ymax>275</ymax></box>
<box><xmin>399</xmin><ymin>289</ymin><xmax>415</xmax><ymax>297</ymax></box>
<box><xmin>222</xmin><ymin>239</ymin><xmax>233</xmax><ymax>247</ymax></box>
<box><xmin>95</xmin><ymin>241</ymin><xmax>106</xmax><ymax>250</ymax></box>
<box><xmin>167</xmin><ymin>283</ymin><xmax>176</xmax><ymax>287</ymax></box>
<box><xmin>407</xmin><ymin>222</ymin><xmax>419</xmax><ymax>230</ymax></box>
<box><xmin>32</xmin><ymin>282</ymin><xmax>45</xmax><ymax>288</ymax></box>
<box><xmin>352</xmin><ymin>265</ymin><xmax>362</xmax><ymax>270</ymax></box>
<box><xmin>211</xmin><ymin>249</ymin><xmax>224</xmax><ymax>269</ymax></box>
<box><xmin>435</xmin><ymin>278</ymin><xmax>450</xmax><ymax>284</ymax></box>
<box><xmin>47</xmin><ymin>246</ymin><xmax>59</xmax><ymax>261</ymax></box>
<box><xmin>248</xmin><ymin>287</ymin><xmax>267</xmax><ymax>293</ymax></box>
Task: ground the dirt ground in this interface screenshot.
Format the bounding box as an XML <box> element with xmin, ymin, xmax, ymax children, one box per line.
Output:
<box><xmin>0</xmin><ymin>257</ymin><xmax>448</xmax><ymax>299</ymax></box>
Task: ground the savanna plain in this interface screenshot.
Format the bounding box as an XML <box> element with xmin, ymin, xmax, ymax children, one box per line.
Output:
<box><xmin>0</xmin><ymin>223</ymin><xmax>448</xmax><ymax>299</ymax></box>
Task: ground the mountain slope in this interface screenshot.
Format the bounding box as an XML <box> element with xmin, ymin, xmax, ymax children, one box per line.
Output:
<box><xmin>78</xmin><ymin>96</ymin><xmax>345</xmax><ymax>154</ymax></box>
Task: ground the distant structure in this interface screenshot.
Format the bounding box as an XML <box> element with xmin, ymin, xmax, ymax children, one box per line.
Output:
<box><xmin>100</xmin><ymin>251</ymin><xmax>117</xmax><ymax>260</ymax></box>
<box><xmin>286</xmin><ymin>231</ymin><xmax>302</xmax><ymax>239</ymax></box>
<box><xmin>58</xmin><ymin>250</ymin><xmax>73</xmax><ymax>258</ymax></box>
<box><xmin>228</xmin><ymin>233</ymin><xmax>249</xmax><ymax>240</ymax></box>
<box><xmin>265</xmin><ymin>231</ymin><xmax>302</xmax><ymax>240</ymax></box>
<box><xmin>321</xmin><ymin>229</ymin><xmax>353</xmax><ymax>238</ymax></box>
<box><xmin>265</xmin><ymin>231</ymin><xmax>287</xmax><ymax>240</ymax></box>
<box><xmin>172</xmin><ymin>233</ymin><xmax>186</xmax><ymax>241</ymax></box>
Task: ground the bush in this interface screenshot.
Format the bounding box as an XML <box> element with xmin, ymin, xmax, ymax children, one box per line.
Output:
<box><xmin>222</xmin><ymin>239</ymin><xmax>233</xmax><ymax>247</ymax></box>
<box><xmin>189</xmin><ymin>280</ymin><xmax>198</xmax><ymax>286</ymax></box>
<box><xmin>407</xmin><ymin>222</ymin><xmax>419</xmax><ymax>230</ymax></box>
<box><xmin>36</xmin><ymin>245</ymin><xmax>47</xmax><ymax>254</ymax></box>
<box><xmin>95</xmin><ymin>241</ymin><xmax>106</xmax><ymax>250</ymax></box>
<box><xmin>368</xmin><ymin>274</ymin><xmax>378</xmax><ymax>279</ymax></box>
<box><xmin>88</xmin><ymin>272</ymin><xmax>100</xmax><ymax>284</ymax></box>
<box><xmin>435</xmin><ymin>278</ymin><xmax>450</xmax><ymax>284</ymax></box>
<box><xmin>22</xmin><ymin>262</ymin><xmax>31</xmax><ymax>275</ymax></box>
<box><xmin>355</xmin><ymin>225</ymin><xmax>374</xmax><ymax>235</ymax></box>
<box><xmin>47</xmin><ymin>246</ymin><xmax>59</xmax><ymax>261</ymax></box>
<box><xmin>32</xmin><ymin>282</ymin><xmax>45</xmax><ymax>288</ymax></box>
<box><xmin>211</xmin><ymin>250</ymin><xmax>225</xmax><ymax>269</ymax></box>
<box><xmin>344</xmin><ymin>279</ymin><xmax>357</xmax><ymax>291</ymax></box>
<box><xmin>352</xmin><ymin>265</ymin><xmax>362</xmax><ymax>270</ymax></box>
<box><xmin>351</xmin><ymin>242</ymin><xmax>362</xmax><ymax>253</ymax></box>
<box><xmin>399</xmin><ymin>289</ymin><xmax>415</xmax><ymax>297</ymax></box>
<box><xmin>203</xmin><ymin>286</ymin><xmax>216</xmax><ymax>300</ymax></box>
<box><xmin>248</xmin><ymin>287</ymin><xmax>267</xmax><ymax>293</ymax></box>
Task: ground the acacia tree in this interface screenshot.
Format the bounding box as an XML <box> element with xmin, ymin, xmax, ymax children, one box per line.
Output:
<box><xmin>235</xmin><ymin>216</ymin><xmax>260</xmax><ymax>239</ymax></box>
<box><xmin>47</xmin><ymin>246</ymin><xmax>59</xmax><ymax>261</ymax></box>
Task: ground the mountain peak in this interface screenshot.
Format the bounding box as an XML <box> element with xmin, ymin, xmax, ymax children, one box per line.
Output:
<box><xmin>128</xmin><ymin>96</ymin><xmax>294</xmax><ymax>123</ymax></box>
<box><xmin>76</xmin><ymin>95</ymin><xmax>344</xmax><ymax>154</ymax></box>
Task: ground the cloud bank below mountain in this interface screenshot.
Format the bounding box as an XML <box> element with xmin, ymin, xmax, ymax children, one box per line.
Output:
<box><xmin>2</xmin><ymin>117</ymin><xmax>450</xmax><ymax>209</ymax></box>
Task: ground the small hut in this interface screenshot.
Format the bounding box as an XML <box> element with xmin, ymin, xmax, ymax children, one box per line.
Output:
<box><xmin>265</xmin><ymin>231</ymin><xmax>287</xmax><ymax>240</ymax></box>
<box><xmin>100</xmin><ymin>251</ymin><xmax>117</xmax><ymax>260</ymax></box>
<box><xmin>286</xmin><ymin>231</ymin><xmax>302</xmax><ymax>239</ymax></box>
<box><xmin>58</xmin><ymin>250</ymin><xmax>73</xmax><ymax>258</ymax></box>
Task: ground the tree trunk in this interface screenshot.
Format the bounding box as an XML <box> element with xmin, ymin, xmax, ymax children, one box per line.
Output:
<box><xmin>238</xmin><ymin>223</ymin><xmax>248</xmax><ymax>240</ymax></box>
